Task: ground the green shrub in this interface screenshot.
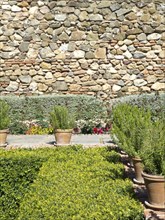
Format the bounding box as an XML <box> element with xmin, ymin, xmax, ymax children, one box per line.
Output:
<box><xmin>9</xmin><ymin>120</ymin><xmax>28</xmax><ymax>134</ymax></box>
<box><xmin>17</xmin><ymin>147</ymin><xmax>143</xmax><ymax>220</ymax></box>
<box><xmin>0</xmin><ymin>149</ymin><xmax>49</xmax><ymax>220</ymax></box>
<box><xmin>0</xmin><ymin>100</ymin><xmax>10</xmax><ymax>130</ymax></box>
<box><xmin>112</xmin><ymin>92</ymin><xmax>165</xmax><ymax>121</ymax></box>
<box><xmin>100</xmin><ymin>148</ymin><xmax>121</xmax><ymax>163</ymax></box>
<box><xmin>26</xmin><ymin>124</ymin><xmax>53</xmax><ymax>135</ymax></box>
<box><xmin>112</xmin><ymin>103</ymin><xmax>152</xmax><ymax>157</ymax></box>
<box><xmin>0</xmin><ymin>95</ymin><xmax>107</xmax><ymax>134</ymax></box>
<box><xmin>140</xmin><ymin>119</ymin><xmax>165</xmax><ymax>175</ymax></box>
<box><xmin>0</xmin><ymin>147</ymin><xmax>143</xmax><ymax>220</ymax></box>
<box><xmin>50</xmin><ymin>105</ymin><xmax>75</xmax><ymax>130</ymax></box>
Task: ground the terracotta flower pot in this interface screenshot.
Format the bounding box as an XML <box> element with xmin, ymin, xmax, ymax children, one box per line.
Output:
<box><xmin>54</xmin><ymin>129</ymin><xmax>73</xmax><ymax>145</ymax></box>
<box><xmin>132</xmin><ymin>157</ymin><xmax>144</xmax><ymax>184</ymax></box>
<box><xmin>0</xmin><ymin>129</ymin><xmax>9</xmax><ymax>147</ymax></box>
<box><xmin>142</xmin><ymin>171</ymin><xmax>165</xmax><ymax>210</ymax></box>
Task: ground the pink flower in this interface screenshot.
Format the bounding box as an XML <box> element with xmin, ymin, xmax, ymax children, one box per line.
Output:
<box><xmin>98</xmin><ymin>128</ymin><xmax>103</xmax><ymax>134</ymax></box>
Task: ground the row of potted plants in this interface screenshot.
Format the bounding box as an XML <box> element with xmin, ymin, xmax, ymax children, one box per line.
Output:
<box><xmin>112</xmin><ymin>103</ymin><xmax>165</xmax><ymax>211</ymax></box>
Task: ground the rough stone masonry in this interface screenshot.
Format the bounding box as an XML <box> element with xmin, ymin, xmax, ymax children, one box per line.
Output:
<box><xmin>0</xmin><ymin>0</ymin><xmax>165</xmax><ymax>100</ymax></box>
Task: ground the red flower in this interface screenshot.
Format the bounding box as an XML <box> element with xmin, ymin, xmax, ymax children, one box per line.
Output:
<box><xmin>93</xmin><ymin>127</ymin><xmax>98</xmax><ymax>134</ymax></box>
<box><xmin>93</xmin><ymin>127</ymin><xmax>104</xmax><ymax>134</ymax></box>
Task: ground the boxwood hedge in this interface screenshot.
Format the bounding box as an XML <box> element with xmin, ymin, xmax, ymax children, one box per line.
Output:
<box><xmin>4</xmin><ymin>146</ymin><xmax>143</xmax><ymax>220</ymax></box>
<box><xmin>0</xmin><ymin>149</ymin><xmax>50</xmax><ymax>220</ymax></box>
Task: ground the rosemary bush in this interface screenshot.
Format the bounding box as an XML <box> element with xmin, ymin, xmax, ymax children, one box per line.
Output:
<box><xmin>0</xmin><ymin>100</ymin><xmax>10</xmax><ymax>130</ymax></box>
<box><xmin>50</xmin><ymin>105</ymin><xmax>75</xmax><ymax>130</ymax></box>
<box><xmin>112</xmin><ymin>103</ymin><xmax>152</xmax><ymax>157</ymax></box>
<box><xmin>140</xmin><ymin>119</ymin><xmax>165</xmax><ymax>175</ymax></box>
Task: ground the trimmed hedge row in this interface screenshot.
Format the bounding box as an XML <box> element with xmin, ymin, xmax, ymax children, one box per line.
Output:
<box><xmin>0</xmin><ymin>94</ymin><xmax>108</xmax><ymax>134</ymax></box>
<box><xmin>111</xmin><ymin>92</ymin><xmax>165</xmax><ymax>120</ymax></box>
<box><xmin>0</xmin><ymin>149</ymin><xmax>52</xmax><ymax>220</ymax></box>
<box><xmin>14</xmin><ymin>147</ymin><xmax>143</xmax><ymax>220</ymax></box>
<box><xmin>1</xmin><ymin>94</ymin><xmax>107</xmax><ymax>122</ymax></box>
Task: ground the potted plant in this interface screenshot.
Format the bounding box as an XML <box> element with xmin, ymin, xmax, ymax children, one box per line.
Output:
<box><xmin>112</xmin><ymin>103</ymin><xmax>152</xmax><ymax>184</ymax></box>
<box><xmin>0</xmin><ymin>100</ymin><xmax>10</xmax><ymax>147</ymax></box>
<box><xmin>50</xmin><ymin>105</ymin><xmax>75</xmax><ymax>145</ymax></box>
<box><xmin>140</xmin><ymin>119</ymin><xmax>165</xmax><ymax>210</ymax></box>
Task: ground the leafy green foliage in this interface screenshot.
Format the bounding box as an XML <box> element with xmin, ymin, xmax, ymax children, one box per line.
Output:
<box><xmin>0</xmin><ymin>149</ymin><xmax>53</xmax><ymax>220</ymax></box>
<box><xmin>26</xmin><ymin>125</ymin><xmax>53</xmax><ymax>135</ymax></box>
<box><xmin>9</xmin><ymin>120</ymin><xmax>28</xmax><ymax>134</ymax></box>
<box><xmin>16</xmin><ymin>147</ymin><xmax>143</xmax><ymax>220</ymax></box>
<box><xmin>0</xmin><ymin>100</ymin><xmax>10</xmax><ymax>130</ymax></box>
<box><xmin>1</xmin><ymin>95</ymin><xmax>107</xmax><ymax>134</ymax></box>
<box><xmin>50</xmin><ymin>105</ymin><xmax>75</xmax><ymax>130</ymax></box>
<box><xmin>112</xmin><ymin>92</ymin><xmax>165</xmax><ymax>121</ymax></box>
<box><xmin>140</xmin><ymin>119</ymin><xmax>165</xmax><ymax>175</ymax></box>
<box><xmin>112</xmin><ymin>103</ymin><xmax>152</xmax><ymax>157</ymax></box>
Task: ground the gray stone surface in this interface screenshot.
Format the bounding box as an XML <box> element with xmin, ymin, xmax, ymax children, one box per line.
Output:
<box><xmin>6</xmin><ymin>134</ymin><xmax>113</xmax><ymax>148</ymax></box>
<box><xmin>6</xmin><ymin>82</ymin><xmax>19</xmax><ymax>91</ymax></box>
<box><xmin>19</xmin><ymin>42</ymin><xmax>29</xmax><ymax>52</ymax></box>
<box><xmin>53</xmin><ymin>81</ymin><xmax>68</xmax><ymax>91</ymax></box>
<box><xmin>19</xmin><ymin>75</ymin><xmax>32</xmax><ymax>84</ymax></box>
<box><xmin>0</xmin><ymin>0</ymin><xmax>164</xmax><ymax>99</ymax></box>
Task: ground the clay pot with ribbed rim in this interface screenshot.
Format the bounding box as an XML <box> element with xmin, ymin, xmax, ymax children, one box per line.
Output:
<box><xmin>142</xmin><ymin>172</ymin><xmax>165</xmax><ymax>210</ymax></box>
<box><xmin>132</xmin><ymin>157</ymin><xmax>144</xmax><ymax>184</ymax></box>
<box><xmin>54</xmin><ymin>129</ymin><xmax>73</xmax><ymax>145</ymax></box>
<box><xmin>0</xmin><ymin>129</ymin><xmax>9</xmax><ymax>147</ymax></box>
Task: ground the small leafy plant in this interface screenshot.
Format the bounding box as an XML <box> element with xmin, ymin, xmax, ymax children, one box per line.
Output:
<box><xmin>50</xmin><ymin>105</ymin><xmax>75</xmax><ymax>130</ymax></box>
<box><xmin>0</xmin><ymin>100</ymin><xmax>10</xmax><ymax>130</ymax></box>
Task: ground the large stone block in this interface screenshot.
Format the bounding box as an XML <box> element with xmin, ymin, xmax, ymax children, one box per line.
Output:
<box><xmin>95</xmin><ymin>48</ymin><xmax>106</xmax><ymax>59</ymax></box>
<box><xmin>53</xmin><ymin>81</ymin><xmax>68</xmax><ymax>91</ymax></box>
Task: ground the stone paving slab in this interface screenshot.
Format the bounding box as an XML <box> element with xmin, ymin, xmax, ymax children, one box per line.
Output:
<box><xmin>6</xmin><ymin>134</ymin><xmax>113</xmax><ymax>149</ymax></box>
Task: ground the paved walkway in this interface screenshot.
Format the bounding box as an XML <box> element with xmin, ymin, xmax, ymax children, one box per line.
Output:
<box><xmin>6</xmin><ymin>134</ymin><xmax>113</xmax><ymax>148</ymax></box>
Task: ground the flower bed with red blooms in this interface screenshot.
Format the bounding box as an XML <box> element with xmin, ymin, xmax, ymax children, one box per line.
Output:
<box><xmin>15</xmin><ymin>118</ymin><xmax>111</xmax><ymax>135</ymax></box>
<box><xmin>74</xmin><ymin>119</ymin><xmax>111</xmax><ymax>134</ymax></box>
<box><xmin>93</xmin><ymin>126</ymin><xmax>110</xmax><ymax>134</ymax></box>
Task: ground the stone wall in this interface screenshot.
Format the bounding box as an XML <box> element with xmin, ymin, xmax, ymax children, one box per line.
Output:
<box><xmin>0</xmin><ymin>0</ymin><xmax>165</xmax><ymax>100</ymax></box>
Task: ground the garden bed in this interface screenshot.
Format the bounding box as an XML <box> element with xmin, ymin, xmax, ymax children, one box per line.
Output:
<box><xmin>0</xmin><ymin>146</ymin><xmax>144</xmax><ymax>220</ymax></box>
